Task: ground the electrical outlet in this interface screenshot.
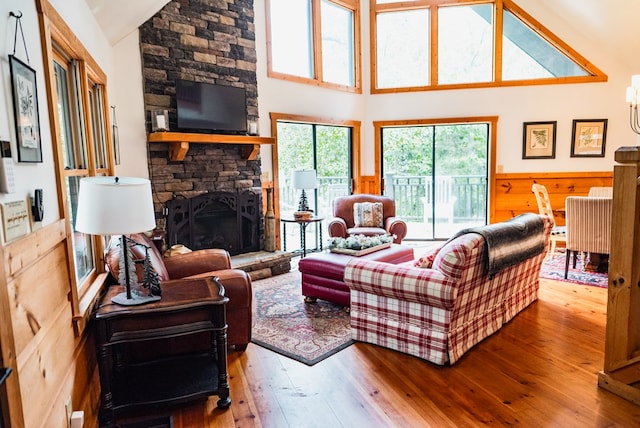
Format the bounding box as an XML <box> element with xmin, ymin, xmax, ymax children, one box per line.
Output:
<box><xmin>65</xmin><ymin>396</ymin><xmax>73</xmax><ymax>428</ymax></box>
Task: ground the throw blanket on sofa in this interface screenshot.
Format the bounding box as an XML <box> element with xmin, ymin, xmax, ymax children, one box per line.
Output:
<box><xmin>450</xmin><ymin>213</ymin><xmax>545</xmax><ymax>278</ymax></box>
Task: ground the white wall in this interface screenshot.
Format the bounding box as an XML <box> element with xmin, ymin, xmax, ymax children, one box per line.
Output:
<box><xmin>0</xmin><ymin>0</ymin><xmax>113</xmax><ymax>236</ymax></box>
<box><xmin>252</xmin><ymin>0</ymin><xmax>640</xmax><ymax>177</ymax></box>
<box><xmin>0</xmin><ymin>0</ymin><xmax>57</xmax><ymax>230</ymax></box>
<box><xmin>112</xmin><ymin>0</ymin><xmax>640</xmax><ymax>181</ymax></box>
<box><xmin>112</xmin><ymin>31</ymin><xmax>149</xmax><ymax>178</ymax></box>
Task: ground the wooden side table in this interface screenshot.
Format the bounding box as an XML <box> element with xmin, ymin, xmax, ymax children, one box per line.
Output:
<box><xmin>93</xmin><ymin>277</ymin><xmax>231</xmax><ymax>426</ymax></box>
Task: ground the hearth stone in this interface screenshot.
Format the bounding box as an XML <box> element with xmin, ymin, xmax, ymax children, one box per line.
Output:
<box><xmin>230</xmin><ymin>251</ymin><xmax>292</xmax><ymax>280</ymax></box>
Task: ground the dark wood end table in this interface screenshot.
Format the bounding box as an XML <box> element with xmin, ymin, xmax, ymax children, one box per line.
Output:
<box><xmin>93</xmin><ymin>277</ymin><xmax>230</xmax><ymax>426</ymax></box>
<box><xmin>281</xmin><ymin>215</ymin><xmax>324</xmax><ymax>257</ymax></box>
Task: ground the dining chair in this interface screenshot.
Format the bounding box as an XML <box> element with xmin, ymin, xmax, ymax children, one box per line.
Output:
<box><xmin>531</xmin><ymin>183</ymin><xmax>567</xmax><ymax>255</ymax></box>
<box><xmin>588</xmin><ymin>186</ymin><xmax>613</xmax><ymax>197</ymax></box>
<box><xmin>564</xmin><ymin>196</ymin><xmax>612</xmax><ymax>278</ymax></box>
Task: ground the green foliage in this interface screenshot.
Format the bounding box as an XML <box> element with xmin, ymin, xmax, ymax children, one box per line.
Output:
<box><xmin>277</xmin><ymin>123</ymin><xmax>351</xmax><ymax>181</ymax></box>
<box><xmin>383</xmin><ymin>124</ymin><xmax>487</xmax><ymax>176</ymax></box>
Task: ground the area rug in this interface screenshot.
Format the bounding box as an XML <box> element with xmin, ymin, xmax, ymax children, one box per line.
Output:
<box><xmin>539</xmin><ymin>253</ymin><xmax>608</xmax><ymax>287</ymax></box>
<box><xmin>251</xmin><ymin>270</ymin><xmax>354</xmax><ymax>365</ymax></box>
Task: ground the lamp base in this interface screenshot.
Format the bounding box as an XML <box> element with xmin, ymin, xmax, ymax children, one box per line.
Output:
<box><xmin>111</xmin><ymin>291</ymin><xmax>161</xmax><ymax>306</ymax></box>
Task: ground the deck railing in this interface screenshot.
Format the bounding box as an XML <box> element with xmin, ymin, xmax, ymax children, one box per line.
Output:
<box><xmin>279</xmin><ymin>175</ymin><xmax>486</xmax><ymax>223</ymax></box>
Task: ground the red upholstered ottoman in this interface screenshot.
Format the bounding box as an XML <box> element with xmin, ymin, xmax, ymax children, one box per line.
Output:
<box><xmin>298</xmin><ymin>244</ymin><xmax>415</xmax><ymax>306</ymax></box>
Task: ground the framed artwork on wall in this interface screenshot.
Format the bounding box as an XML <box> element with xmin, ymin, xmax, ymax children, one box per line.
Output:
<box><xmin>9</xmin><ymin>55</ymin><xmax>42</xmax><ymax>163</ymax></box>
<box><xmin>571</xmin><ymin>119</ymin><xmax>607</xmax><ymax>157</ymax></box>
<box><xmin>522</xmin><ymin>121</ymin><xmax>556</xmax><ymax>159</ymax></box>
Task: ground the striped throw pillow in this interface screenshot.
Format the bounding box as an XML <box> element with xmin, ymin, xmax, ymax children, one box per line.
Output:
<box><xmin>353</xmin><ymin>202</ymin><xmax>384</xmax><ymax>227</ymax></box>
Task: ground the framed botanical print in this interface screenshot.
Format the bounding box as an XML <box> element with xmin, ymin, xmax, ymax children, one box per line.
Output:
<box><xmin>523</xmin><ymin>121</ymin><xmax>556</xmax><ymax>159</ymax></box>
<box><xmin>9</xmin><ymin>55</ymin><xmax>42</xmax><ymax>163</ymax></box>
<box><xmin>571</xmin><ymin>119</ymin><xmax>607</xmax><ymax>157</ymax></box>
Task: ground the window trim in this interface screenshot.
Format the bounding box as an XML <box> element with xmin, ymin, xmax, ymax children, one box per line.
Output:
<box><xmin>37</xmin><ymin>0</ymin><xmax>115</xmax><ymax>332</ymax></box>
<box><xmin>266</xmin><ymin>0</ymin><xmax>362</xmax><ymax>93</ymax></box>
<box><xmin>373</xmin><ymin>116</ymin><xmax>498</xmax><ymax>220</ymax></box>
<box><xmin>370</xmin><ymin>0</ymin><xmax>607</xmax><ymax>93</ymax></box>
<box><xmin>270</xmin><ymin>112</ymin><xmax>362</xmax><ymax>246</ymax></box>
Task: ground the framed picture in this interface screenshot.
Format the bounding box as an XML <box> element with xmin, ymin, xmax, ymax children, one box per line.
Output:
<box><xmin>9</xmin><ymin>55</ymin><xmax>42</xmax><ymax>163</ymax></box>
<box><xmin>523</xmin><ymin>121</ymin><xmax>556</xmax><ymax>159</ymax></box>
<box><xmin>571</xmin><ymin>119</ymin><xmax>607</xmax><ymax>157</ymax></box>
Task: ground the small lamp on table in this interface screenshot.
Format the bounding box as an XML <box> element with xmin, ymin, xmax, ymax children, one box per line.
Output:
<box><xmin>292</xmin><ymin>169</ymin><xmax>317</xmax><ymax>219</ymax></box>
<box><xmin>75</xmin><ymin>176</ymin><xmax>161</xmax><ymax>305</ymax></box>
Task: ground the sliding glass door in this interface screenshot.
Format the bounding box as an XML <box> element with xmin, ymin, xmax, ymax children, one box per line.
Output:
<box><xmin>276</xmin><ymin>121</ymin><xmax>353</xmax><ymax>253</ymax></box>
<box><xmin>381</xmin><ymin>123</ymin><xmax>488</xmax><ymax>240</ymax></box>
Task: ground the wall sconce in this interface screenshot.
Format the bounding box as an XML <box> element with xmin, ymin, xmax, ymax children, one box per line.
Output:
<box><xmin>626</xmin><ymin>75</ymin><xmax>640</xmax><ymax>134</ymax></box>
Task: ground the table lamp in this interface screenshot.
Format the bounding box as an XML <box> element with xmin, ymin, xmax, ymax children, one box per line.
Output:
<box><xmin>75</xmin><ymin>176</ymin><xmax>160</xmax><ymax>305</ymax></box>
<box><xmin>292</xmin><ymin>169</ymin><xmax>317</xmax><ymax>212</ymax></box>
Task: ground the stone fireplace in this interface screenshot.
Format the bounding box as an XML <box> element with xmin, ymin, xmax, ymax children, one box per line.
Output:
<box><xmin>139</xmin><ymin>0</ymin><xmax>263</xmax><ymax>254</ymax></box>
<box><xmin>166</xmin><ymin>190</ymin><xmax>261</xmax><ymax>255</ymax></box>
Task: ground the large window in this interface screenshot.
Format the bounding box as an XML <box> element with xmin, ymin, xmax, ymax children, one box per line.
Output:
<box><xmin>40</xmin><ymin>7</ymin><xmax>114</xmax><ymax>327</ymax></box>
<box><xmin>52</xmin><ymin>52</ymin><xmax>111</xmax><ymax>295</ymax></box>
<box><xmin>371</xmin><ymin>0</ymin><xmax>606</xmax><ymax>92</ymax></box>
<box><xmin>376</xmin><ymin>9</ymin><xmax>430</xmax><ymax>89</ymax></box>
<box><xmin>267</xmin><ymin>0</ymin><xmax>361</xmax><ymax>92</ymax></box>
<box><xmin>271</xmin><ymin>113</ymin><xmax>361</xmax><ymax>253</ymax></box>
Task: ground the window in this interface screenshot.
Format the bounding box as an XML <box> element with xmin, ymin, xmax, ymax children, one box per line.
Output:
<box><xmin>270</xmin><ymin>113</ymin><xmax>361</xmax><ymax>251</ymax></box>
<box><xmin>380</xmin><ymin>121</ymin><xmax>490</xmax><ymax>240</ymax></box>
<box><xmin>53</xmin><ymin>52</ymin><xmax>110</xmax><ymax>294</ymax></box>
<box><xmin>39</xmin><ymin>7</ymin><xmax>114</xmax><ymax>327</ymax></box>
<box><xmin>376</xmin><ymin>9</ymin><xmax>430</xmax><ymax>89</ymax></box>
<box><xmin>371</xmin><ymin>0</ymin><xmax>606</xmax><ymax>92</ymax></box>
<box><xmin>501</xmin><ymin>9</ymin><xmax>588</xmax><ymax>81</ymax></box>
<box><xmin>438</xmin><ymin>4</ymin><xmax>494</xmax><ymax>85</ymax></box>
<box><xmin>267</xmin><ymin>0</ymin><xmax>361</xmax><ymax>92</ymax></box>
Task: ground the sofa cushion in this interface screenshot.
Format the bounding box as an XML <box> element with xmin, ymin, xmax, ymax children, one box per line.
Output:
<box><xmin>105</xmin><ymin>233</ymin><xmax>170</xmax><ymax>282</ymax></box>
<box><xmin>353</xmin><ymin>202</ymin><xmax>384</xmax><ymax>227</ymax></box>
<box><xmin>431</xmin><ymin>235</ymin><xmax>476</xmax><ymax>281</ymax></box>
<box><xmin>414</xmin><ymin>246</ymin><xmax>441</xmax><ymax>268</ymax></box>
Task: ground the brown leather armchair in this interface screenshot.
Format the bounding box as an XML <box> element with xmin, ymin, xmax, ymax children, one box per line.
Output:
<box><xmin>327</xmin><ymin>194</ymin><xmax>407</xmax><ymax>244</ymax></box>
<box><xmin>104</xmin><ymin>233</ymin><xmax>252</xmax><ymax>351</ymax></box>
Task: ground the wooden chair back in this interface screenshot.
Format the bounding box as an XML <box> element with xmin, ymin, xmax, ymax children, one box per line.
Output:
<box><xmin>531</xmin><ymin>183</ymin><xmax>557</xmax><ymax>226</ymax></box>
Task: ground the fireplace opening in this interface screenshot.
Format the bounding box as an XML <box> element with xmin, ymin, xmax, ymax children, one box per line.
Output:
<box><xmin>165</xmin><ymin>190</ymin><xmax>261</xmax><ymax>255</ymax></box>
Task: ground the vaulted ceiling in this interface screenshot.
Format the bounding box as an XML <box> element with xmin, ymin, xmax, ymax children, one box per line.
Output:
<box><xmin>83</xmin><ymin>0</ymin><xmax>640</xmax><ymax>72</ymax></box>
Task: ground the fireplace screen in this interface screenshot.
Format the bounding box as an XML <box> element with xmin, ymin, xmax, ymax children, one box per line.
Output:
<box><xmin>165</xmin><ymin>191</ymin><xmax>261</xmax><ymax>255</ymax></box>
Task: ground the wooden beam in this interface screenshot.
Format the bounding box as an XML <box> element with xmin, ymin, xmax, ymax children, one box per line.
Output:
<box><xmin>598</xmin><ymin>145</ymin><xmax>640</xmax><ymax>405</ymax></box>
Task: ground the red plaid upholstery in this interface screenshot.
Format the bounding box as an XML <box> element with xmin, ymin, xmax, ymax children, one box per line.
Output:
<box><xmin>344</xmin><ymin>214</ymin><xmax>552</xmax><ymax>365</ymax></box>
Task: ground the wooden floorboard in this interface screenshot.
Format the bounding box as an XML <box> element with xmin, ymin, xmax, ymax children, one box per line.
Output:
<box><xmin>117</xmin><ymin>278</ymin><xmax>640</xmax><ymax>427</ymax></box>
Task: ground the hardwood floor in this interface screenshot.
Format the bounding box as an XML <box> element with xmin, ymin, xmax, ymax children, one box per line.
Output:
<box><xmin>121</xmin><ymin>278</ymin><xmax>640</xmax><ymax>427</ymax></box>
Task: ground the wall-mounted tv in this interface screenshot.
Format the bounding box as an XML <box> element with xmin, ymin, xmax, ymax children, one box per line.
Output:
<box><xmin>176</xmin><ymin>79</ymin><xmax>247</xmax><ymax>134</ymax></box>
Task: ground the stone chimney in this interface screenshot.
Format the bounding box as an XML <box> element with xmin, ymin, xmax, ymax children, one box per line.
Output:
<box><xmin>139</xmin><ymin>0</ymin><xmax>259</xmax><ymax>232</ymax></box>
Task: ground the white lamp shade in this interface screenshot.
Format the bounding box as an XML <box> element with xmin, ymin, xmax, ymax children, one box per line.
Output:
<box><xmin>75</xmin><ymin>176</ymin><xmax>156</xmax><ymax>235</ymax></box>
<box><xmin>292</xmin><ymin>170</ymin><xmax>317</xmax><ymax>189</ymax></box>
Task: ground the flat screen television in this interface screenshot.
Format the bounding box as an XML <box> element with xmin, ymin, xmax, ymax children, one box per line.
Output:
<box><xmin>176</xmin><ymin>79</ymin><xmax>247</xmax><ymax>134</ymax></box>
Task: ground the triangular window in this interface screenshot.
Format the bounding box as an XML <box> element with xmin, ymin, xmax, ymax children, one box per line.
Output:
<box><xmin>371</xmin><ymin>0</ymin><xmax>606</xmax><ymax>93</ymax></box>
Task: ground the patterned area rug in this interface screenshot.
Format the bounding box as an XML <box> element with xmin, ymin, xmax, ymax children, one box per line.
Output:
<box><xmin>251</xmin><ymin>270</ymin><xmax>353</xmax><ymax>365</ymax></box>
<box><xmin>539</xmin><ymin>253</ymin><xmax>608</xmax><ymax>287</ymax></box>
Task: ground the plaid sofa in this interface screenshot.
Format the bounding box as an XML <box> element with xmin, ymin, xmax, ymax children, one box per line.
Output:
<box><xmin>343</xmin><ymin>214</ymin><xmax>552</xmax><ymax>365</ymax></box>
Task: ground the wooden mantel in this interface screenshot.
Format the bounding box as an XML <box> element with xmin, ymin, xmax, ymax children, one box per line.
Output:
<box><xmin>148</xmin><ymin>131</ymin><xmax>276</xmax><ymax>161</ymax></box>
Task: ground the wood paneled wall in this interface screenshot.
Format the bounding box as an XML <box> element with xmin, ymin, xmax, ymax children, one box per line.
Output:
<box><xmin>0</xmin><ymin>220</ymin><xmax>100</xmax><ymax>427</ymax></box>
<box><xmin>357</xmin><ymin>172</ymin><xmax>613</xmax><ymax>226</ymax></box>
<box><xmin>492</xmin><ymin>171</ymin><xmax>613</xmax><ymax>224</ymax></box>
